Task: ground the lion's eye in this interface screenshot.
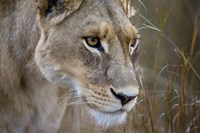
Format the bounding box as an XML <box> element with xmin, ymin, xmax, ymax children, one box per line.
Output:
<box><xmin>84</xmin><ymin>37</ymin><xmax>101</xmax><ymax>48</ymax></box>
<box><xmin>131</xmin><ymin>39</ymin><xmax>136</xmax><ymax>48</ymax></box>
<box><xmin>130</xmin><ymin>34</ymin><xmax>140</xmax><ymax>54</ymax></box>
<box><xmin>131</xmin><ymin>37</ymin><xmax>140</xmax><ymax>48</ymax></box>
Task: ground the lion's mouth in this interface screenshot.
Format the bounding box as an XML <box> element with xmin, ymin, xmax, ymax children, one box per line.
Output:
<box><xmin>83</xmin><ymin>95</ymin><xmax>127</xmax><ymax>114</ymax></box>
<box><xmin>88</xmin><ymin>104</ymin><xmax>125</xmax><ymax>114</ymax></box>
<box><xmin>86</xmin><ymin>102</ymin><xmax>124</xmax><ymax>113</ymax></box>
<box><xmin>76</xmin><ymin>93</ymin><xmax>131</xmax><ymax>128</ymax></box>
<box><xmin>101</xmin><ymin>109</ymin><xmax>125</xmax><ymax>115</ymax></box>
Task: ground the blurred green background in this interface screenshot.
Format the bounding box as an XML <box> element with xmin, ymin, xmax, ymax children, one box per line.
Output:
<box><xmin>59</xmin><ymin>0</ymin><xmax>200</xmax><ymax>132</ymax></box>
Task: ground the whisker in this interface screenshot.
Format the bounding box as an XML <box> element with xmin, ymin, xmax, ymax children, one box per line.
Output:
<box><xmin>57</xmin><ymin>95</ymin><xmax>94</xmax><ymax>107</ymax></box>
<box><xmin>138</xmin><ymin>0</ymin><xmax>147</xmax><ymax>13</ymax></box>
<box><xmin>135</xmin><ymin>23</ymin><xmax>144</xmax><ymax>29</ymax></box>
<box><xmin>58</xmin><ymin>100</ymin><xmax>89</xmax><ymax>108</ymax></box>
<box><xmin>137</xmin><ymin>98</ymin><xmax>146</xmax><ymax>105</ymax></box>
<box><xmin>140</xmin><ymin>24</ymin><xmax>161</xmax><ymax>32</ymax></box>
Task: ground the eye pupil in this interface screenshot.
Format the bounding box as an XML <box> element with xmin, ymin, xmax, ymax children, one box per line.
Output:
<box><xmin>87</xmin><ymin>37</ymin><xmax>98</xmax><ymax>46</ymax></box>
<box><xmin>91</xmin><ymin>38</ymin><xmax>96</xmax><ymax>42</ymax></box>
<box><xmin>131</xmin><ymin>39</ymin><xmax>137</xmax><ymax>47</ymax></box>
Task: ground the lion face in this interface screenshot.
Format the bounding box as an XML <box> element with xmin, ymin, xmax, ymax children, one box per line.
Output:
<box><xmin>35</xmin><ymin>0</ymin><xmax>140</xmax><ymax>128</ymax></box>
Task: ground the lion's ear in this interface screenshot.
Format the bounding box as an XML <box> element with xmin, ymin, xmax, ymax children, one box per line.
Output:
<box><xmin>36</xmin><ymin>0</ymin><xmax>83</xmax><ymax>25</ymax></box>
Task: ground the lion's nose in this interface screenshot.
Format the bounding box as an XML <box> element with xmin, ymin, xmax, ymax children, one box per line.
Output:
<box><xmin>110</xmin><ymin>88</ymin><xmax>138</xmax><ymax>105</ymax></box>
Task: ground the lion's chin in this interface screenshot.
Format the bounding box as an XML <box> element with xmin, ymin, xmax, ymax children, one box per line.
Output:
<box><xmin>88</xmin><ymin>108</ymin><xmax>127</xmax><ymax>128</ymax></box>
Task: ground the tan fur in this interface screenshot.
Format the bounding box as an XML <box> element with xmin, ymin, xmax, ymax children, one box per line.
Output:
<box><xmin>0</xmin><ymin>0</ymin><xmax>140</xmax><ymax>132</ymax></box>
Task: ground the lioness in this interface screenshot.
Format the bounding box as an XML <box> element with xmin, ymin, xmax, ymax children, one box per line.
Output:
<box><xmin>0</xmin><ymin>0</ymin><xmax>140</xmax><ymax>132</ymax></box>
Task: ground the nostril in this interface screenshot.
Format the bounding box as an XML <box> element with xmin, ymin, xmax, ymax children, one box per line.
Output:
<box><xmin>110</xmin><ymin>88</ymin><xmax>137</xmax><ymax>105</ymax></box>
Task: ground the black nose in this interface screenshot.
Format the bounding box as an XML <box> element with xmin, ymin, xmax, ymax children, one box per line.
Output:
<box><xmin>110</xmin><ymin>88</ymin><xmax>137</xmax><ymax>105</ymax></box>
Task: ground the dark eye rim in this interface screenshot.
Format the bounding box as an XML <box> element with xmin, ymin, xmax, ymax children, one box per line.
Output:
<box><xmin>83</xmin><ymin>36</ymin><xmax>104</xmax><ymax>52</ymax></box>
<box><xmin>130</xmin><ymin>37</ymin><xmax>141</xmax><ymax>48</ymax></box>
<box><xmin>131</xmin><ymin>37</ymin><xmax>141</xmax><ymax>62</ymax></box>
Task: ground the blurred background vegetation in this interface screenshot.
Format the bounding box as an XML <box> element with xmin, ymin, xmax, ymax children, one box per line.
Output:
<box><xmin>59</xmin><ymin>0</ymin><xmax>200</xmax><ymax>132</ymax></box>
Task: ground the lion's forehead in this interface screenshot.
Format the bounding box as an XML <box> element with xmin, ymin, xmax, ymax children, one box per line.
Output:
<box><xmin>63</xmin><ymin>0</ymin><xmax>137</xmax><ymax>38</ymax></box>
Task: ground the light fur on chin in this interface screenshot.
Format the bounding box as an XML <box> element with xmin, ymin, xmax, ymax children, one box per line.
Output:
<box><xmin>89</xmin><ymin>109</ymin><xmax>127</xmax><ymax>129</ymax></box>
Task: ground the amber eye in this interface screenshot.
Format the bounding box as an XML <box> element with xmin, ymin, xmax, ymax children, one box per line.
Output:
<box><xmin>84</xmin><ymin>37</ymin><xmax>101</xmax><ymax>48</ymax></box>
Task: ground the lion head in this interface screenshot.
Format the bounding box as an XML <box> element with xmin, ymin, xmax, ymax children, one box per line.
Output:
<box><xmin>35</xmin><ymin>0</ymin><xmax>140</xmax><ymax>128</ymax></box>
